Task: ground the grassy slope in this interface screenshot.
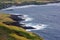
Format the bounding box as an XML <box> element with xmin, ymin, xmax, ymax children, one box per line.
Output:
<box><xmin>0</xmin><ymin>13</ymin><xmax>43</xmax><ymax>40</ymax></box>
<box><xmin>0</xmin><ymin>0</ymin><xmax>59</xmax><ymax>3</ymax></box>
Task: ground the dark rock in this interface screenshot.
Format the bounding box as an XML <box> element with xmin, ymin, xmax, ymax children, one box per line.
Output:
<box><xmin>10</xmin><ymin>15</ymin><xmax>25</xmax><ymax>21</ymax></box>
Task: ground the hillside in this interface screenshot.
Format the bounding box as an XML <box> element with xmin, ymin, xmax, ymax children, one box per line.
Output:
<box><xmin>0</xmin><ymin>13</ymin><xmax>43</xmax><ymax>40</ymax></box>
<box><xmin>0</xmin><ymin>0</ymin><xmax>60</xmax><ymax>3</ymax></box>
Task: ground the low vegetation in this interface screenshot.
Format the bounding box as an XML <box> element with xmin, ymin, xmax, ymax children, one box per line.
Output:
<box><xmin>0</xmin><ymin>13</ymin><xmax>43</xmax><ymax>40</ymax></box>
<box><xmin>0</xmin><ymin>0</ymin><xmax>60</xmax><ymax>9</ymax></box>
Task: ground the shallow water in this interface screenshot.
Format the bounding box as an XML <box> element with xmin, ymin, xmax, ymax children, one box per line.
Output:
<box><xmin>1</xmin><ymin>3</ymin><xmax>60</xmax><ymax>40</ymax></box>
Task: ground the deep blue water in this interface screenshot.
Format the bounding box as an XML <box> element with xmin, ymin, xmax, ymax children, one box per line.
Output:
<box><xmin>0</xmin><ymin>3</ymin><xmax>60</xmax><ymax>40</ymax></box>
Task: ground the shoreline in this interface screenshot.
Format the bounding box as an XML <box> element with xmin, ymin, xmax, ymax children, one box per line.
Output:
<box><xmin>0</xmin><ymin>1</ymin><xmax>60</xmax><ymax>9</ymax></box>
<box><xmin>0</xmin><ymin>13</ymin><xmax>43</xmax><ymax>40</ymax></box>
<box><xmin>4</xmin><ymin>14</ymin><xmax>36</xmax><ymax>30</ymax></box>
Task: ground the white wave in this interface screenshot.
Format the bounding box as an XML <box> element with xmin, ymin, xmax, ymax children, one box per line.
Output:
<box><xmin>23</xmin><ymin>15</ymin><xmax>33</xmax><ymax>21</ymax></box>
<box><xmin>1</xmin><ymin>5</ymin><xmax>37</xmax><ymax>10</ymax></box>
<box><xmin>32</xmin><ymin>24</ymin><xmax>47</xmax><ymax>29</ymax></box>
<box><xmin>25</xmin><ymin>17</ymin><xmax>33</xmax><ymax>21</ymax></box>
<box><xmin>18</xmin><ymin>15</ymin><xmax>33</xmax><ymax>21</ymax></box>
<box><xmin>25</xmin><ymin>23</ymin><xmax>33</xmax><ymax>27</ymax></box>
<box><xmin>25</xmin><ymin>24</ymin><xmax>48</xmax><ymax>31</ymax></box>
<box><xmin>18</xmin><ymin>15</ymin><xmax>28</xmax><ymax>19</ymax></box>
<box><xmin>20</xmin><ymin>19</ymin><xmax>47</xmax><ymax>31</ymax></box>
<box><xmin>1</xmin><ymin>3</ymin><xmax>60</xmax><ymax>11</ymax></box>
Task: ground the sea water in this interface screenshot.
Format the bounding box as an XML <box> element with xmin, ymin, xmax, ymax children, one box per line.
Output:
<box><xmin>0</xmin><ymin>3</ymin><xmax>60</xmax><ymax>40</ymax></box>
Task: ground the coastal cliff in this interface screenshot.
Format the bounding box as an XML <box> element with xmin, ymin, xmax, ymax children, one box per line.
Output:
<box><xmin>0</xmin><ymin>13</ymin><xmax>43</xmax><ymax>40</ymax></box>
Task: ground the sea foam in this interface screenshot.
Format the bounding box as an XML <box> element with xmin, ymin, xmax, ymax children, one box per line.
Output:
<box><xmin>18</xmin><ymin>15</ymin><xmax>33</xmax><ymax>21</ymax></box>
<box><xmin>17</xmin><ymin>14</ymin><xmax>48</xmax><ymax>31</ymax></box>
<box><xmin>1</xmin><ymin>5</ymin><xmax>37</xmax><ymax>10</ymax></box>
<box><xmin>1</xmin><ymin>3</ymin><xmax>60</xmax><ymax>11</ymax></box>
<box><xmin>18</xmin><ymin>15</ymin><xmax>48</xmax><ymax>31</ymax></box>
<box><xmin>26</xmin><ymin>24</ymin><xmax>48</xmax><ymax>31</ymax></box>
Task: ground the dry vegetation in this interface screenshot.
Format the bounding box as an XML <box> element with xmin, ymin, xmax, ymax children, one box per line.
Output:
<box><xmin>0</xmin><ymin>0</ymin><xmax>59</xmax><ymax>3</ymax></box>
<box><xmin>0</xmin><ymin>13</ymin><xmax>43</xmax><ymax>40</ymax></box>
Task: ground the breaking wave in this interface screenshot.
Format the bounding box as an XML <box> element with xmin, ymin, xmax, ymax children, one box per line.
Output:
<box><xmin>1</xmin><ymin>3</ymin><xmax>60</xmax><ymax>31</ymax></box>
<box><xmin>1</xmin><ymin>5</ymin><xmax>37</xmax><ymax>10</ymax></box>
<box><xmin>1</xmin><ymin>3</ymin><xmax>60</xmax><ymax>11</ymax></box>
<box><xmin>17</xmin><ymin>14</ymin><xmax>48</xmax><ymax>31</ymax></box>
<box><xmin>26</xmin><ymin>24</ymin><xmax>48</xmax><ymax>31</ymax></box>
<box><xmin>18</xmin><ymin>15</ymin><xmax>33</xmax><ymax>21</ymax></box>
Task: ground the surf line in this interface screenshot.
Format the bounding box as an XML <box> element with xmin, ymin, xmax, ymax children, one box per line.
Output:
<box><xmin>12</xmin><ymin>14</ymin><xmax>48</xmax><ymax>31</ymax></box>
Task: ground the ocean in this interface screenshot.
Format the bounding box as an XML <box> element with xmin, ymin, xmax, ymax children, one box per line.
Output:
<box><xmin>0</xmin><ymin>3</ymin><xmax>60</xmax><ymax>40</ymax></box>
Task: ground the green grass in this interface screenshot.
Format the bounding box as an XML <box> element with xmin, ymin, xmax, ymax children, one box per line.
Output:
<box><xmin>0</xmin><ymin>13</ymin><xmax>43</xmax><ymax>40</ymax></box>
<box><xmin>0</xmin><ymin>24</ymin><xmax>43</xmax><ymax>40</ymax></box>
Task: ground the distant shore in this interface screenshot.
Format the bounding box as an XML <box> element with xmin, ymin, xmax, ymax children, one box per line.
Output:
<box><xmin>0</xmin><ymin>1</ymin><xmax>60</xmax><ymax>9</ymax></box>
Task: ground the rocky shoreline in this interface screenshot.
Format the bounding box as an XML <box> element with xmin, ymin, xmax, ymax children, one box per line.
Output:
<box><xmin>3</xmin><ymin>14</ymin><xmax>35</xmax><ymax>30</ymax></box>
<box><xmin>0</xmin><ymin>13</ymin><xmax>43</xmax><ymax>40</ymax></box>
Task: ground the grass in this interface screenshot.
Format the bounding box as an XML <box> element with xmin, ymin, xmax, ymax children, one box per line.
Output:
<box><xmin>0</xmin><ymin>13</ymin><xmax>43</xmax><ymax>40</ymax></box>
<box><xmin>0</xmin><ymin>0</ymin><xmax>58</xmax><ymax>3</ymax></box>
